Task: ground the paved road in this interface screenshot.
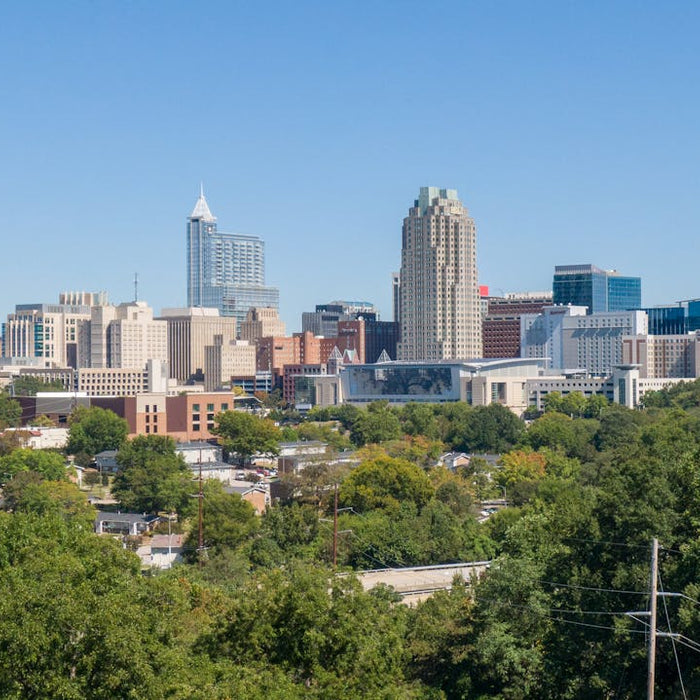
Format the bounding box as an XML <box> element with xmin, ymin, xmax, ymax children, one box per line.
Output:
<box><xmin>356</xmin><ymin>561</ymin><xmax>490</xmax><ymax>604</ymax></box>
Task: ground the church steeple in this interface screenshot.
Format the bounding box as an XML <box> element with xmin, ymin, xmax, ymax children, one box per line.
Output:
<box><xmin>190</xmin><ymin>183</ymin><xmax>216</xmax><ymax>221</ymax></box>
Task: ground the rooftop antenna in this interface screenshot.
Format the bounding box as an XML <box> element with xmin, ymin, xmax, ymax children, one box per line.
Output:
<box><xmin>134</xmin><ymin>272</ymin><xmax>138</xmax><ymax>302</ymax></box>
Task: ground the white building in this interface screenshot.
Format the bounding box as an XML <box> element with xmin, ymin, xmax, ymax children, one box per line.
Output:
<box><xmin>90</xmin><ymin>301</ymin><xmax>167</xmax><ymax>369</ymax></box>
<box><xmin>521</xmin><ymin>305</ymin><xmax>587</xmax><ymax>369</ymax></box>
<box><xmin>522</xmin><ymin>306</ymin><xmax>647</xmax><ymax>375</ymax></box>
<box><xmin>562</xmin><ymin>310</ymin><xmax>648</xmax><ymax>375</ymax></box>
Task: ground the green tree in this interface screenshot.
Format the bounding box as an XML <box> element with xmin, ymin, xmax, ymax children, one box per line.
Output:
<box><xmin>7</xmin><ymin>478</ymin><xmax>96</xmax><ymax>528</ymax></box>
<box><xmin>349</xmin><ymin>401</ymin><xmax>402</xmax><ymax>446</ymax></box>
<box><xmin>112</xmin><ymin>435</ymin><xmax>192</xmax><ymax>514</ymax></box>
<box><xmin>584</xmin><ymin>392</ymin><xmax>609</xmax><ymax>418</ymax></box>
<box><xmin>66</xmin><ymin>406</ymin><xmax>129</xmax><ymax>459</ymax></box>
<box><xmin>187</xmin><ymin>480</ymin><xmax>258</xmax><ymax>561</ymax></box>
<box><xmin>560</xmin><ymin>391</ymin><xmax>587</xmax><ymax>418</ymax></box>
<box><xmin>0</xmin><ymin>390</ymin><xmax>21</xmax><ymax>429</ymax></box>
<box><xmin>400</xmin><ymin>403</ymin><xmax>441</xmax><ymax>439</ymax></box>
<box><xmin>339</xmin><ymin>455</ymin><xmax>434</xmax><ymax>513</ymax></box>
<box><xmin>212</xmin><ymin>410</ymin><xmax>281</xmax><ymax>466</ymax></box>
<box><xmin>199</xmin><ymin>564</ymin><xmax>412</xmax><ymax>697</ymax></box>
<box><xmin>0</xmin><ymin>448</ymin><xmax>66</xmax><ymax>482</ymax></box>
<box><xmin>10</xmin><ymin>376</ymin><xmax>65</xmax><ymax>396</ymax></box>
<box><xmin>27</xmin><ymin>414</ymin><xmax>55</xmax><ymax>427</ymax></box>
<box><xmin>449</xmin><ymin>403</ymin><xmax>524</xmax><ymax>453</ymax></box>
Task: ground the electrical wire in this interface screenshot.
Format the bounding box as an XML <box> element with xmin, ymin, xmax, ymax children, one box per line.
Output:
<box><xmin>473</xmin><ymin>596</ymin><xmax>648</xmax><ymax>635</ymax></box>
<box><xmin>659</xmin><ymin>570</ymin><xmax>687</xmax><ymax>700</ymax></box>
<box><xmin>561</xmin><ymin>536</ymin><xmax>655</xmax><ymax>551</ymax></box>
<box><xmin>529</xmin><ymin>578</ymin><xmax>649</xmax><ymax>596</ymax></box>
<box><xmin>474</xmin><ymin>595</ymin><xmax>632</xmax><ymax>618</ymax></box>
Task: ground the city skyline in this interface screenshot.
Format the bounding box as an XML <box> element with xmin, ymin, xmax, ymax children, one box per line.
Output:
<box><xmin>5</xmin><ymin>3</ymin><xmax>700</xmax><ymax>330</ymax></box>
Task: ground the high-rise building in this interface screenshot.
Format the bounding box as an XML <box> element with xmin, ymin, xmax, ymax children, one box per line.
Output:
<box><xmin>623</xmin><ymin>333</ymin><xmax>700</xmax><ymax>378</ymax></box>
<box><xmin>3</xmin><ymin>295</ymin><xmax>100</xmax><ymax>368</ymax></box>
<box><xmin>90</xmin><ymin>301</ymin><xmax>168</xmax><ymax>369</ymax></box>
<box><xmin>158</xmin><ymin>307</ymin><xmax>238</xmax><ymax>383</ymax></box>
<box><xmin>640</xmin><ymin>300</ymin><xmax>700</xmax><ymax>335</ymax></box>
<box><xmin>482</xmin><ymin>292</ymin><xmax>553</xmax><ymax>358</ymax></box>
<box><xmin>301</xmin><ymin>300</ymin><xmax>377</xmax><ymax>337</ymax></box>
<box><xmin>186</xmin><ymin>187</ymin><xmax>279</xmax><ymax>325</ymax></box>
<box><xmin>522</xmin><ymin>305</ymin><xmax>647</xmax><ymax>373</ymax></box>
<box><xmin>239</xmin><ymin>307</ymin><xmax>286</xmax><ymax>342</ymax></box>
<box><xmin>397</xmin><ymin>187</ymin><xmax>481</xmax><ymax>361</ymax></box>
<box><xmin>553</xmin><ymin>264</ymin><xmax>641</xmax><ymax>312</ymax></box>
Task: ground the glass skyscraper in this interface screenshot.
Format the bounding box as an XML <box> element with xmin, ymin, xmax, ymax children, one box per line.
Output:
<box><xmin>186</xmin><ymin>187</ymin><xmax>279</xmax><ymax>327</ymax></box>
<box><xmin>553</xmin><ymin>264</ymin><xmax>641</xmax><ymax>313</ymax></box>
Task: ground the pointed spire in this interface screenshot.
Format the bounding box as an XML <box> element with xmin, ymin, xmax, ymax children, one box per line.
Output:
<box><xmin>377</xmin><ymin>349</ymin><xmax>392</xmax><ymax>363</ymax></box>
<box><xmin>190</xmin><ymin>183</ymin><xmax>216</xmax><ymax>221</ymax></box>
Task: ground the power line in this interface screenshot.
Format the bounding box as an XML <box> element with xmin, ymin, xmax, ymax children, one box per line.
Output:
<box><xmin>531</xmin><ymin>578</ymin><xmax>649</xmax><ymax>596</ymax></box>
<box><xmin>473</xmin><ymin>596</ymin><xmax>648</xmax><ymax>634</ymax></box>
<box><xmin>659</xmin><ymin>570</ymin><xmax>687</xmax><ymax>700</ymax></box>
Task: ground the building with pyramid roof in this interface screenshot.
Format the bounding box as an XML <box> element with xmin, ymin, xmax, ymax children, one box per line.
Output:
<box><xmin>186</xmin><ymin>186</ymin><xmax>279</xmax><ymax>328</ymax></box>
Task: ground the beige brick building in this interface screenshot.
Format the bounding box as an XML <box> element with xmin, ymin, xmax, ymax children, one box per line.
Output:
<box><xmin>397</xmin><ymin>187</ymin><xmax>482</xmax><ymax>361</ymax></box>
<box><xmin>159</xmin><ymin>307</ymin><xmax>238</xmax><ymax>382</ymax></box>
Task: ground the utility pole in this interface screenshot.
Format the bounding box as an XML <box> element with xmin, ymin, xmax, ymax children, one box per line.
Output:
<box><xmin>198</xmin><ymin>461</ymin><xmax>204</xmax><ymax>568</ymax></box>
<box><xmin>333</xmin><ymin>484</ymin><xmax>339</xmax><ymax>567</ymax></box>
<box><xmin>648</xmin><ymin>537</ymin><xmax>659</xmax><ymax>700</ymax></box>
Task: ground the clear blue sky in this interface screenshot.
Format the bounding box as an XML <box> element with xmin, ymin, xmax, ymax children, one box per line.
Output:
<box><xmin>2</xmin><ymin>1</ymin><xmax>700</xmax><ymax>331</ymax></box>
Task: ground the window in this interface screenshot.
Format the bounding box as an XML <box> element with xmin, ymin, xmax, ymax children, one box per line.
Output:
<box><xmin>193</xmin><ymin>403</ymin><xmax>200</xmax><ymax>412</ymax></box>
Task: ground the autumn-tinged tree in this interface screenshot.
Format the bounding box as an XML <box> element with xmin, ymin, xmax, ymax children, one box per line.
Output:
<box><xmin>339</xmin><ymin>455</ymin><xmax>434</xmax><ymax>513</ymax></box>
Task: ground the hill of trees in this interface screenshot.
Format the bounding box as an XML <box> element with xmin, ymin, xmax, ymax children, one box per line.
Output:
<box><xmin>2</xmin><ymin>392</ymin><xmax>700</xmax><ymax>697</ymax></box>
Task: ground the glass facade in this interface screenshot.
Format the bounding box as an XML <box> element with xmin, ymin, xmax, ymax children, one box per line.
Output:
<box><xmin>344</xmin><ymin>365</ymin><xmax>458</xmax><ymax>402</ymax></box>
<box><xmin>607</xmin><ymin>276</ymin><xmax>641</xmax><ymax>311</ymax></box>
<box><xmin>187</xmin><ymin>193</ymin><xmax>279</xmax><ymax>325</ymax></box>
<box><xmin>642</xmin><ymin>301</ymin><xmax>700</xmax><ymax>335</ymax></box>
<box><xmin>553</xmin><ymin>266</ymin><xmax>608</xmax><ymax>312</ymax></box>
<box><xmin>553</xmin><ymin>265</ymin><xmax>641</xmax><ymax>313</ymax></box>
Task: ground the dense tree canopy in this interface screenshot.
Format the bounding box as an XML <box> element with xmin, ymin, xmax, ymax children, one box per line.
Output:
<box><xmin>66</xmin><ymin>406</ymin><xmax>129</xmax><ymax>460</ymax></box>
<box><xmin>212</xmin><ymin>410</ymin><xmax>281</xmax><ymax>465</ymax></box>
<box><xmin>5</xmin><ymin>387</ymin><xmax>700</xmax><ymax>697</ymax></box>
<box><xmin>113</xmin><ymin>435</ymin><xmax>192</xmax><ymax>514</ymax></box>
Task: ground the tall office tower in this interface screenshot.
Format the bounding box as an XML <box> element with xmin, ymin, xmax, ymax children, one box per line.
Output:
<box><xmin>397</xmin><ymin>187</ymin><xmax>481</xmax><ymax>361</ymax></box>
<box><xmin>158</xmin><ymin>307</ymin><xmax>238</xmax><ymax>383</ymax></box>
<box><xmin>640</xmin><ymin>300</ymin><xmax>700</xmax><ymax>335</ymax></box>
<box><xmin>90</xmin><ymin>301</ymin><xmax>168</xmax><ymax>369</ymax></box>
<box><xmin>301</xmin><ymin>300</ymin><xmax>377</xmax><ymax>337</ymax></box>
<box><xmin>553</xmin><ymin>264</ymin><xmax>641</xmax><ymax>312</ymax></box>
<box><xmin>186</xmin><ymin>187</ymin><xmax>279</xmax><ymax>325</ymax></box>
